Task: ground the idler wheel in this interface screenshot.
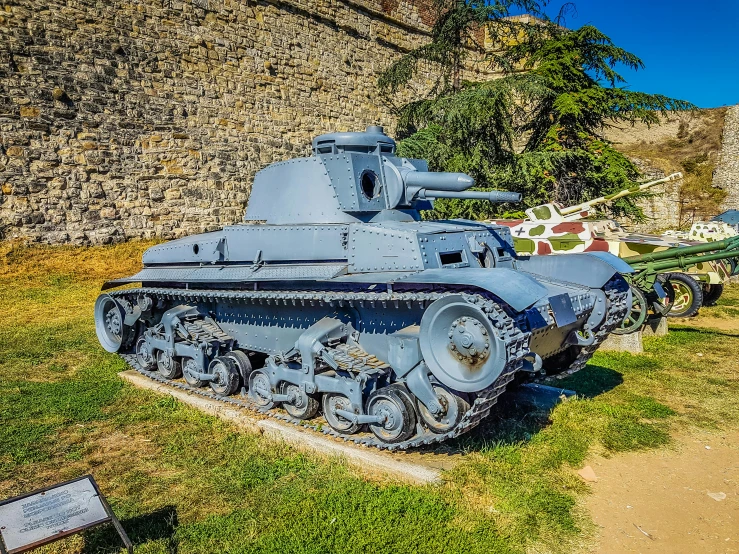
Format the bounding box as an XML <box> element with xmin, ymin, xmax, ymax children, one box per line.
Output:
<box><xmin>366</xmin><ymin>385</ymin><xmax>417</xmax><ymax>444</ymax></box>
<box><xmin>417</xmin><ymin>385</ymin><xmax>470</xmax><ymax>434</ymax></box>
<box><xmin>419</xmin><ymin>295</ymin><xmax>507</xmax><ymax>392</ymax></box>
<box><xmin>157</xmin><ymin>351</ymin><xmax>182</xmax><ymax>380</ymax></box>
<box><xmin>183</xmin><ymin>357</ymin><xmax>205</xmax><ymax>387</ymax></box>
<box><xmin>209</xmin><ymin>356</ymin><xmax>240</xmax><ymax>396</ymax></box>
<box><xmin>94</xmin><ymin>294</ymin><xmax>134</xmax><ymax>353</ymax></box>
<box><xmin>280</xmin><ymin>382</ymin><xmax>319</xmax><ymax>420</ymax></box>
<box><xmin>248</xmin><ymin>369</ymin><xmax>275</xmax><ymax>409</ymax></box>
<box><xmin>614</xmin><ymin>285</ymin><xmax>647</xmax><ymax>335</ymax></box>
<box><xmin>135</xmin><ymin>335</ymin><xmax>156</xmax><ymax>371</ymax></box>
<box><xmin>322</xmin><ymin>394</ymin><xmax>361</xmax><ymax>434</ymax></box>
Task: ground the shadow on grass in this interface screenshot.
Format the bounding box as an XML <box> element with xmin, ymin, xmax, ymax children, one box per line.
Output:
<box><xmin>83</xmin><ymin>505</ymin><xmax>179</xmax><ymax>553</ymax></box>
<box><xmin>553</xmin><ymin>364</ymin><xmax>624</xmax><ymax>398</ymax></box>
<box><xmin>448</xmin><ymin>364</ymin><xmax>624</xmax><ymax>453</ymax></box>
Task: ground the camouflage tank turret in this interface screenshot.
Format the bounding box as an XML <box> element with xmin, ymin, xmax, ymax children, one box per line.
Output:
<box><xmin>662</xmin><ymin>218</ymin><xmax>739</xmax><ymax>295</ymax></box>
<box><xmin>489</xmin><ymin>173</ymin><xmax>732</xmax><ymax>320</ymax></box>
<box><xmin>95</xmin><ymin>127</ymin><xmax>632</xmax><ymax>450</ymax></box>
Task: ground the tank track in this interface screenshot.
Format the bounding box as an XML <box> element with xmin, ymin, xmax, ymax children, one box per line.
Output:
<box><xmin>113</xmin><ymin>287</ymin><xmax>528</xmax><ymax>450</ymax></box>
<box><xmin>547</xmin><ymin>275</ymin><xmax>631</xmax><ymax>379</ymax></box>
<box><xmin>111</xmin><ymin>278</ymin><xmax>627</xmax><ymax>449</ymax></box>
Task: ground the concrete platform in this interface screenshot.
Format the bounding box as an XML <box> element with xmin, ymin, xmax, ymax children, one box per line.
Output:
<box><xmin>600</xmin><ymin>331</ymin><xmax>643</xmax><ymax>353</ymax></box>
<box><xmin>600</xmin><ymin>317</ymin><xmax>668</xmax><ymax>353</ymax></box>
<box><xmin>642</xmin><ymin>316</ymin><xmax>669</xmax><ymax>337</ymax></box>
<box><xmin>119</xmin><ymin>370</ymin><xmax>443</xmax><ymax>485</ymax></box>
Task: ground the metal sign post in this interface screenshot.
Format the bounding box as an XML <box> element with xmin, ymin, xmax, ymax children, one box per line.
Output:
<box><xmin>0</xmin><ymin>475</ymin><xmax>132</xmax><ymax>554</ymax></box>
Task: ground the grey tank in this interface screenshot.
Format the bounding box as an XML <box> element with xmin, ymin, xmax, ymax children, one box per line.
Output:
<box><xmin>94</xmin><ymin>126</ymin><xmax>632</xmax><ymax>449</ymax></box>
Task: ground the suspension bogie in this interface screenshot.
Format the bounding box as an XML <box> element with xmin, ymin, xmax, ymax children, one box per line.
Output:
<box><xmin>98</xmin><ymin>277</ymin><xmax>628</xmax><ymax>448</ymax></box>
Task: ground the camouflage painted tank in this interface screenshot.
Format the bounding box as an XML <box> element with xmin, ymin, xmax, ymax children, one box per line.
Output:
<box><xmin>663</xmin><ymin>217</ymin><xmax>739</xmax><ymax>285</ymax></box>
<box><xmin>488</xmin><ymin>173</ymin><xmax>732</xmax><ymax>319</ymax></box>
<box><xmin>94</xmin><ymin>127</ymin><xmax>632</xmax><ymax>450</ymax></box>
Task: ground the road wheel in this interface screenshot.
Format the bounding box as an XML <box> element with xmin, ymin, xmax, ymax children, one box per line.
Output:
<box><xmin>366</xmin><ymin>385</ymin><xmax>417</xmax><ymax>444</ymax></box>
<box><xmin>416</xmin><ymin>384</ymin><xmax>469</xmax><ymax>434</ymax></box>
<box><xmin>702</xmin><ymin>284</ymin><xmax>724</xmax><ymax>307</ymax></box>
<box><xmin>666</xmin><ymin>273</ymin><xmax>703</xmax><ymax>318</ymax></box>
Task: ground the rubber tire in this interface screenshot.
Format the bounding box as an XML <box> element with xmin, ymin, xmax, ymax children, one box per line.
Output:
<box><xmin>135</xmin><ymin>335</ymin><xmax>157</xmax><ymax>371</ymax></box>
<box><xmin>366</xmin><ymin>385</ymin><xmax>417</xmax><ymax>444</ymax></box>
<box><xmin>280</xmin><ymin>382</ymin><xmax>320</xmax><ymax>420</ymax></box>
<box><xmin>224</xmin><ymin>350</ymin><xmax>252</xmax><ymax>390</ymax></box>
<box><xmin>183</xmin><ymin>357</ymin><xmax>206</xmax><ymax>388</ymax></box>
<box><xmin>702</xmin><ymin>284</ymin><xmax>724</xmax><ymax>307</ymax></box>
<box><xmin>248</xmin><ymin>370</ymin><xmax>275</xmax><ymax>409</ymax></box>
<box><xmin>416</xmin><ymin>385</ymin><xmax>470</xmax><ymax>434</ymax></box>
<box><xmin>322</xmin><ymin>393</ymin><xmax>361</xmax><ymax>435</ymax></box>
<box><xmin>665</xmin><ymin>273</ymin><xmax>703</xmax><ymax>318</ymax></box>
<box><xmin>157</xmin><ymin>351</ymin><xmax>182</xmax><ymax>380</ymax></box>
<box><xmin>209</xmin><ymin>356</ymin><xmax>240</xmax><ymax>396</ymax></box>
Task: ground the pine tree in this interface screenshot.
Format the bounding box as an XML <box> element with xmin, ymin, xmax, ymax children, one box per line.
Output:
<box><xmin>378</xmin><ymin>1</ymin><xmax>694</xmax><ymax>220</ymax></box>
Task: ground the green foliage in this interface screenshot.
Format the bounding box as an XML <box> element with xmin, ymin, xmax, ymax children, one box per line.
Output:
<box><xmin>379</xmin><ymin>2</ymin><xmax>694</xmax><ymax>220</ymax></box>
<box><xmin>1</xmin><ymin>246</ymin><xmax>739</xmax><ymax>553</ymax></box>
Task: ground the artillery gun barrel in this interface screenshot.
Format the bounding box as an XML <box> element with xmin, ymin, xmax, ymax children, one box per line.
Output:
<box><xmin>628</xmin><ymin>248</ymin><xmax>739</xmax><ymax>274</ymax></box>
<box><xmin>417</xmin><ymin>190</ymin><xmax>522</xmax><ymax>203</ymax></box>
<box><xmin>558</xmin><ymin>172</ymin><xmax>683</xmax><ymax>216</ymax></box>
<box><xmin>623</xmin><ymin>236</ymin><xmax>739</xmax><ymax>265</ymax></box>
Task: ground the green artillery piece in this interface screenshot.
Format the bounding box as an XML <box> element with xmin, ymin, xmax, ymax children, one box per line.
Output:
<box><xmin>616</xmin><ymin>235</ymin><xmax>739</xmax><ymax>334</ymax></box>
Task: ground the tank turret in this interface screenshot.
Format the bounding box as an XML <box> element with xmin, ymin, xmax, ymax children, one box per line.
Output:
<box><xmin>94</xmin><ymin>127</ymin><xmax>633</xmax><ymax>450</ymax></box>
<box><xmin>525</xmin><ymin>173</ymin><xmax>683</xmax><ymax>223</ymax></box>
<box><xmin>245</xmin><ymin>126</ymin><xmax>520</xmax><ymax>226</ymax></box>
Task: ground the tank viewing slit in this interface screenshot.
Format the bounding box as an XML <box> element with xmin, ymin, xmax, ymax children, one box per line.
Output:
<box><xmin>95</xmin><ymin>126</ymin><xmax>632</xmax><ymax>449</ymax></box>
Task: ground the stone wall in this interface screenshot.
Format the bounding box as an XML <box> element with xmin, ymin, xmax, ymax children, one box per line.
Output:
<box><xmin>715</xmin><ymin>104</ymin><xmax>739</xmax><ymax>211</ymax></box>
<box><xmin>0</xmin><ymin>0</ymin><xmax>440</xmax><ymax>244</ymax></box>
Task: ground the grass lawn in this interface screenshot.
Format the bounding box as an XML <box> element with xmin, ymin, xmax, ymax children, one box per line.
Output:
<box><xmin>1</xmin><ymin>241</ymin><xmax>737</xmax><ymax>553</ymax></box>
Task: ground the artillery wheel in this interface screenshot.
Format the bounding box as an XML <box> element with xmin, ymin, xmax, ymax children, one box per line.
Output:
<box><xmin>183</xmin><ymin>357</ymin><xmax>205</xmax><ymax>388</ymax></box>
<box><xmin>322</xmin><ymin>394</ymin><xmax>361</xmax><ymax>434</ymax></box>
<box><xmin>280</xmin><ymin>382</ymin><xmax>319</xmax><ymax>420</ymax></box>
<box><xmin>135</xmin><ymin>335</ymin><xmax>156</xmax><ymax>371</ymax></box>
<box><xmin>209</xmin><ymin>356</ymin><xmax>240</xmax><ymax>396</ymax></box>
<box><xmin>416</xmin><ymin>385</ymin><xmax>469</xmax><ymax>434</ymax></box>
<box><xmin>224</xmin><ymin>350</ymin><xmax>252</xmax><ymax>389</ymax></box>
<box><xmin>613</xmin><ymin>285</ymin><xmax>648</xmax><ymax>335</ymax></box>
<box><xmin>248</xmin><ymin>369</ymin><xmax>274</xmax><ymax>409</ymax></box>
<box><xmin>156</xmin><ymin>351</ymin><xmax>182</xmax><ymax>380</ymax></box>
<box><xmin>666</xmin><ymin>273</ymin><xmax>703</xmax><ymax>318</ymax></box>
<box><xmin>702</xmin><ymin>284</ymin><xmax>724</xmax><ymax>307</ymax></box>
<box><xmin>366</xmin><ymin>385</ymin><xmax>417</xmax><ymax>444</ymax></box>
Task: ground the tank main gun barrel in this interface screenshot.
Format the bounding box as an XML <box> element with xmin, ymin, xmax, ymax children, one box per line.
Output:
<box><xmin>623</xmin><ymin>236</ymin><xmax>739</xmax><ymax>266</ymax></box>
<box><xmin>405</xmin><ymin>170</ymin><xmax>521</xmax><ymax>204</ymax></box>
<box><xmin>404</xmin><ymin>171</ymin><xmax>475</xmax><ymax>192</ymax></box>
<box><xmin>416</xmin><ymin>190</ymin><xmax>522</xmax><ymax>202</ymax></box>
<box><xmin>558</xmin><ymin>172</ymin><xmax>683</xmax><ymax>217</ymax></box>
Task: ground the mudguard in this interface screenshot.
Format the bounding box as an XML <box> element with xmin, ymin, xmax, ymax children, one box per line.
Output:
<box><xmin>516</xmin><ymin>252</ymin><xmax>632</xmax><ymax>288</ymax></box>
<box><xmin>394</xmin><ymin>268</ymin><xmax>548</xmax><ymax>312</ymax></box>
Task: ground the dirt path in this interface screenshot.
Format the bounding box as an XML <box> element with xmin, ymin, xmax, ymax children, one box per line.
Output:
<box><xmin>585</xmin><ymin>429</ymin><xmax>739</xmax><ymax>553</ymax></box>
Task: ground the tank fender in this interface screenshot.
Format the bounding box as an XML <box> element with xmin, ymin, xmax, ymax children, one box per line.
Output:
<box><xmin>516</xmin><ymin>252</ymin><xmax>633</xmax><ymax>288</ymax></box>
<box><xmin>395</xmin><ymin>268</ymin><xmax>548</xmax><ymax>311</ymax></box>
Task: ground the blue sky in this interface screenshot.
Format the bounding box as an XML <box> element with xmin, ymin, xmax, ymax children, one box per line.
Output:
<box><xmin>525</xmin><ymin>0</ymin><xmax>739</xmax><ymax>108</ymax></box>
